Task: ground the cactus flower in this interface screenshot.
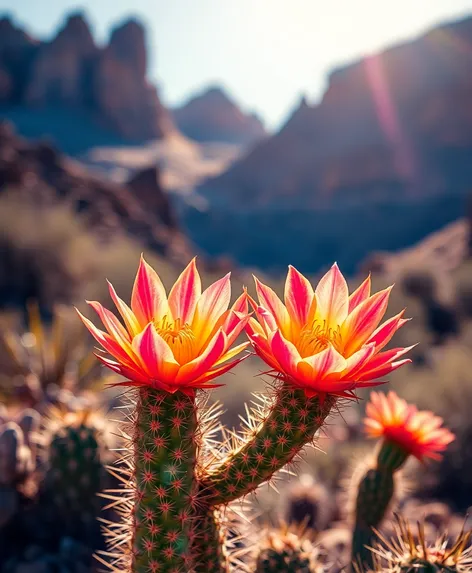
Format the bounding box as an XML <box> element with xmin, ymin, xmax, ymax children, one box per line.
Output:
<box><xmin>78</xmin><ymin>256</ymin><xmax>249</xmax><ymax>394</ymax></box>
<box><xmin>247</xmin><ymin>263</ymin><xmax>411</xmax><ymax>400</ymax></box>
<box><xmin>364</xmin><ymin>391</ymin><xmax>455</xmax><ymax>461</ymax></box>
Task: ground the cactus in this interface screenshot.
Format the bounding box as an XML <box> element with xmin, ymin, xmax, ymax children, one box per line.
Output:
<box><xmin>366</xmin><ymin>514</ymin><xmax>472</xmax><ymax>572</ymax></box>
<box><xmin>253</xmin><ymin>523</ymin><xmax>323</xmax><ymax>573</ymax></box>
<box><xmin>46</xmin><ymin>409</ymin><xmax>107</xmax><ymax>538</ymax></box>
<box><xmin>351</xmin><ymin>392</ymin><xmax>455</xmax><ymax>570</ymax></box>
<box><xmin>78</xmin><ymin>257</ymin><xmax>412</xmax><ymax>572</ymax></box>
<box><xmin>285</xmin><ymin>474</ymin><xmax>332</xmax><ymax>531</ymax></box>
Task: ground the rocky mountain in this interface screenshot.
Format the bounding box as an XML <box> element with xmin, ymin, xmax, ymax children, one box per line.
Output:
<box><xmin>0</xmin><ymin>13</ymin><xmax>173</xmax><ymax>141</ymax></box>
<box><xmin>173</xmin><ymin>86</ymin><xmax>266</xmax><ymax>145</ymax></box>
<box><xmin>0</xmin><ymin>121</ymin><xmax>188</xmax><ymax>260</ymax></box>
<box><xmin>185</xmin><ymin>15</ymin><xmax>472</xmax><ymax>274</ymax></box>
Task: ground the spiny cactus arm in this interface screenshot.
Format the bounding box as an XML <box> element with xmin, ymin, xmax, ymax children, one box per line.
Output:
<box><xmin>200</xmin><ymin>386</ymin><xmax>334</xmax><ymax>505</ymax></box>
<box><xmin>132</xmin><ymin>388</ymin><xmax>198</xmax><ymax>573</ymax></box>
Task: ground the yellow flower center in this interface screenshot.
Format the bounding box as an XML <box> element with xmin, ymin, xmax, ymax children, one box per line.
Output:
<box><xmin>155</xmin><ymin>316</ymin><xmax>197</xmax><ymax>364</ymax></box>
<box><xmin>297</xmin><ymin>320</ymin><xmax>343</xmax><ymax>358</ymax></box>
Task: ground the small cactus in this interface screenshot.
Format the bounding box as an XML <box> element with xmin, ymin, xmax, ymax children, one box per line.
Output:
<box><xmin>367</xmin><ymin>514</ymin><xmax>472</xmax><ymax>572</ymax></box>
<box><xmin>285</xmin><ymin>475</ymin><xmax>333</xmax><ymax>531</ymax></box>
<box><xmin>45</xmin><ymin>409</ymin><xmax>108</xmax><ymax>537</ymax></box>
<box><xmin>254</xmin><ymin>523</ymin><xmax>323</xmax><ymax>573</ymax></box>
<box><xmin>351</xmin><ymin>392</ymin><xmax>455</xmax><ymax>570</ymax></box>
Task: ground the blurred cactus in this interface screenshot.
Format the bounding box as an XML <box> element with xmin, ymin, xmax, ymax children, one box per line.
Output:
<box><xmin>285</xmin><ymin>474</ymin><xmax>333</xmax><ymax>531</ymax></box>
<box><xmin>253</xmin><ymin>523</ymin><xmax>323</xmax><ymax>573</ymax></box>
<box><xmin>366</xmin><ymin>514</ymin><xmax>472</xmax><ymax>572</ymax></box>
<box><xmin>1</xmin><ymin>302</ymin><xmax>105</xmax><ymax>409</ymax></box>
<box><xmin>45</xmin><ymin>408</ymin><xmax>109</xmax><ymax>539</ymax></box>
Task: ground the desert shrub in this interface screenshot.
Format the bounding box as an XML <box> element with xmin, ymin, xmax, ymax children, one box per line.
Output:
<box><xmin>0</xmin><ymin>190</ymin><xmax>99</xmax><ymax>314</ymax></box>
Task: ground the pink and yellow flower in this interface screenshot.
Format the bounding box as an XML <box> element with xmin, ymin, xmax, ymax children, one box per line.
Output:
<box><xmin>364</xmin><ymin>391</ymin><xmax>455</xmax><ymax>461</ymax></box>
<box><xmin>247</xmin><ymin>263</ymin><xmax>412</xmax><ymax>400</ymax></box>
<box><xmin>78</xmin><ymin>256</ymin><xmax>250</xmax><ymax>394</ymax></box>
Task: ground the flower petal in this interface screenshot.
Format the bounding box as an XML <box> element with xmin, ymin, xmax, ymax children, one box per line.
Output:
<box><xmin>341</xmin><ymin>286</ymin><xmax>393</xmax><ymax>356</ymax></box>
<box><xmin>270</xmin><ymin>330</ymin><xmax>303</xmax><ymax>379</ymax></box>
<box><xmin>77</xmin><ymin>309</ymin><xmax>139</xmax><ymax>368</ymax></box>
<box><xmin>348</xmin><ymin>275</ymin><xmax>371</xmax><ymax>313</ymax></box>
<box><xmin>108</xmin><ymin>280</ymin><xmax>141</xmax><ymax>337</ymax></box>
<box><xmin>284</xmin><ymin>266</ymin><xmax>314</xmax><ymax>329</ymax></box>
<box><xmin>131</xmin><ymin>255</ymin><xmax>168</xmax><ymax>326</ymax></box>
<box><xmin>255</xmin><ymin>276</ymin><xmax>291</xmax><ymax>336</ymax></box>
<box><xmin>168</xmin><ymin>258</ymin><xmax>201</xmax><ymax>324</ymax></box>
<box><xmin>315</xmin><ymin>263</ymin><xmax>349</xmax><ymax>328</ymax></box>
<box><xmin>302</xmin><ymin>344</ymin><xmax>346</xmax><ymax>380</ymax></box>
<box><xmin>132</xmin><ymin>323</ymin><xmax>179</xmax><ymax>382</ymax></box>
<box><xmin>175</xmin><ymin>329</ymin><xmax>226</xmax><ymax>384</ymax></box>
<box><xmin>367</xmin><ymin>310</ymin><xmax>409</xmax><ymax>352</ymax></box>
<box><xmin>87</xmin><ymin>301</ymin><xmax>131</xmax><ymax>345</ymax></box>
<box><xmin>193</xmin><ymin>273</ymin><xmax>231</xmax><ymax>341</ymax></box>
<box><xmin>214</xmin><ymin>341</ymin><xmax>250</xmax><ymax>366</ymax></box>
<box><xmin>342</xmin><ymin>343</ymin><xmax>377</xmax><ymax>378</ymax></box>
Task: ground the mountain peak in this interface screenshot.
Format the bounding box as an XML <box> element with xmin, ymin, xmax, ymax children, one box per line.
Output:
<box><xmin>173</xmin><ymin>84</ymin><xmax>266</xmax><ymax>145</ymax></box>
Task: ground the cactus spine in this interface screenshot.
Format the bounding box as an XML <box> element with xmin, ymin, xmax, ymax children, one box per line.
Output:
<box><xmin>351</xmin><ymin>442</ymin><xmax>408</xmax><ymax>570</ymax></box>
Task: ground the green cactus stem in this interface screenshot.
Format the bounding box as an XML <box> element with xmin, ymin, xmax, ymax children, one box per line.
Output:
<box><xmin>351</xmin><ymin>441</ymin><xmax>408</xmax><ymax>570</ymax></box>
<box><xmin>200</xmin><ymin>387</ymin><xmax>334</xmax><ymax>505</ymax></box>
<box><xmin>192</xmin><ymin>506</ymin><xmax>229</xmax><ymax>573</ymax></box>
<box><xmin>131</xmin><ymin>388</ymin><xmax>198</xmax><ymax>573</ymax></box>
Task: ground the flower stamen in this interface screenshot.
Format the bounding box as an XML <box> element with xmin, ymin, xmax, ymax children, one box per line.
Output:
<box><xmin>155</xmin><ymin>316</ymin><xmax>197</xmax><ymax>364</ymax></box>
<box><xmin>298</xmin><ymin>320</ymin><xmax>343</xmax><ymax>357</ymax></box>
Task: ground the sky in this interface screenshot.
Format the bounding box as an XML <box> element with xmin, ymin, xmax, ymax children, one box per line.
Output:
<box><xmin>1</xmin><ymin>0</ymin><xmax>471</xmax><ymax>129</ymax></box>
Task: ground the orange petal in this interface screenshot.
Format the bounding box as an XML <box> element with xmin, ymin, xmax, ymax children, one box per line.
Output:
<box><xmin>193</xmin><ymin>273</ymin><xmax>231</xmax><ymax>341</ymax></box>
<box><xmin>284</xmin><ymin>266</ymin><xmax>314</xmax><ymax>329</ymax></box>
<box><xmin>255</xmin><ymin>276</ymin><xmax>291</xmax><ymax>335</ymax></box>
<box><xmin>87</xmin><ymin>301</ymin><xmax>131</xmax><ymax>345</ymax></box>
<box><xmin>303</xmin><ymin>344</ymin><xmax>346</xmax><ymax>380</ymax></box>
<box><xmin>315</xmin><ymin>263</ymin><xmax>349</xmax><ymax>328</ymax></box>
<box><xmin>256</xmin><ymin>305</ymin><xmax>278</xmax><ymax>335</ymax></box>
<box><xmin>248</xmin><ymin>332</ymin><xmax>282</xmax><ymax>371</ymax></box>
<box><xmin>367</xmin><ymin>310</ymin><xmax>409</xmax><ymax>352</ymax></box>
<box><xmin>246</xmin><ymin>316</ymin><xmax>265</xmax><ymax>338</ymax></box>
<box><xmin>132</xmin><ymin>323</ymin><xmax>179</xmax><ymax>382</ymax></box>
<box><xmin>77</xmin><ymin>309</ymin><xmax>139</xmax><ymax>368</ymax></box>
<box><xmin>348</xmin><ymin>275</ymin><xmax>371</xmax><ymax>313</ymax></box>
<box><xmin>342</xmin><ymin>343</ymin><xmax>377</xmax><ymax>378</ymax></box>
<box><xmin>341</xmin><ymin>286</ymin><xmax>393</xmax><ymax>356</ymax></box>
<box><xmin>270</xmin><ymin>330</ymin><xmax>303</xmax><ymax>379</ymax></box>
<box><xmin>175</xmin><ymin>329</ymin><xmax>226</xmax><ymax>384</ymax></box>
<box><xmin>168</xmin><ymin>258</ymin><xmax>201</xmax><ymax>324</ymax></box>
<box><xmin>189</xmin><ymin>354</ymin><xmax>249</xmax><ymax>386</ymax></box>
<box><xmin>131</xmin><ymin>255</ymin><xmax>168</xmax><ymax>327</ymax></box>
<box><xmin>214</xmin><ymin>341</ymin><xmax>250</xmax><ymax>366</ymax></box>
<box><xmin>108</xmin><ymin>280</ymin><xmax>141</xmax><ymax>337</ymax></box>
<box><xmin>223</xmin><ymin>310</ymin><xmax>250</xmax><ymax>348</ymax></box>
